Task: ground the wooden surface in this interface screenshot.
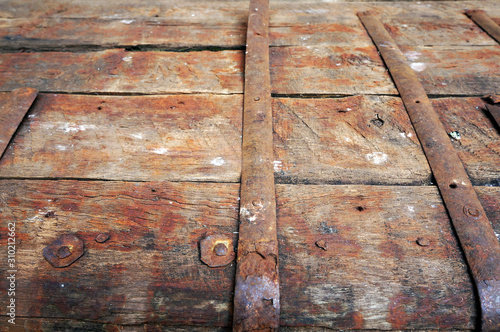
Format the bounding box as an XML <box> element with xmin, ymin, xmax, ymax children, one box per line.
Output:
<box><xmin>2</xmin><ymin>95</ymin><xmax>498</xmax><ymax>186</ymax></box>
<box><xmin>0</xmin><ymin>0</ymin><xmax>499</xmax><ymax>330</ymax></box>
<box><xmin>0</xmin><ymin>93</ymin><xmax>242</xmax><ymax>182</ymax></box>
<box><xmin>2</xmin><ymin>180</ymin><xmax>499</xmax><ymax>330</ymax></box>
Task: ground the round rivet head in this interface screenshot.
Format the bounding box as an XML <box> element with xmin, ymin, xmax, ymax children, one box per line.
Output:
<box><xmin>214</xmin><ymin>243</ymin><xmax>228</xmax><ymax>256</ymax></box>
<box><xmin>463</xmin><ymin>204</ymin><xmax>481</xmax><ymax>219</ymax></box>
<box><xmin>254</xmin><ymin>97</ymin><xmax>260</xmax><ymax>101</ymax></box>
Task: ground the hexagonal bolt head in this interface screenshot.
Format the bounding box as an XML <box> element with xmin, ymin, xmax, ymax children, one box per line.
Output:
<box><xmin>43</xmin><ymin>234</ymin><xmax>84</xmax><ymax>268</ymax></box>
<box><xmin>200</xmin><ymin>234</ymin><xmax>235</xmax><ymax>267</ymax></box>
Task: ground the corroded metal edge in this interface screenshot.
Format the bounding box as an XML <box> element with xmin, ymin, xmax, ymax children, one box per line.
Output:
<box><xmin>233</xmin><ymin>0</ymin><xmax>280</xmax><ymax>330</ymax></box>
<box><xmin>465</xmin><ymin>10</ymin><xmax>500</xmax><ymax>44</ymax></box>
<box><xmin>0</xmin><ymin>87</ymin><xmax>38</xmax><ymax>158</ymax></box>
<box><xmin>358</xmin><ymin>12</ymin><xmax>500</xmax><ymax>332</ymax></box>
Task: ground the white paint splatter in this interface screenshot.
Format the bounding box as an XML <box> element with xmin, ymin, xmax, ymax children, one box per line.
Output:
<box><xmin>273</xmin><ymin>160</ymin><xmax>282</xmax><ymax>172</ymax></box>
<box><xmin>61</xmin><ymin>123</ymin><xmax>97</xmax><ymax>133</ymax></box>
<box><xmin>150</xmin><ymin>148</ymin><xmax>168</xmax><ymax>155</ymax></box>
<box><xmin>366</xmin><ymin>152</ymin><xmax>388</xmax><ymax>164</ymax></box>
<box><xmin>210</xmin><ymin>157</ymin><xmax>225</xmax><ymax>166</ymax></box>
<box><xmin>431</xmin><ymin>204</ymin><xmax>438</xmax><ymax>208</ymax></box>
<box><xmin>56</xmin><ymin>145</ymin><xmax>68</xmax><ymax>151</ymax></box>
<box><xmin>405</xmin><ymin>51</ymin><xmax>421</xmax><ymax>61</ymax></box>
<box><xmin>120</xmin><ymin>19</ymin><xmax>135</xmax><ymax>24</ymax></box>
<box><xmin>131</xmin><ymin>133</ymin><xmax>143</xmax><ymax>139</ymax></box>
<box><xmin>407</xmin><ymin>133</ymin><xmax>413</xmax><ymax>137</ymax></box>
<box><xmin>399</xmin><ymin>133</ymin><xmax>406</xmax><ymax>138</ymax></box>
<box><xmin>407</xmin><ymin>205</ymin><xmax>415</xmax><ymax>212</ymax></box>
<box><xmin>122</xmin><ymin>56</ymin><xmax>133</xmax><ymax>62</ymax></box>
<box><xmin>410</xmin><ymin>62</ymin><xmax>426</xmax><ymax>72</ymax></box>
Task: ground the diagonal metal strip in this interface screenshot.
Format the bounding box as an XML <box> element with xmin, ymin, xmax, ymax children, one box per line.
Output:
<box><xmin>233</xmin><ymin>0</ymin><xmax>280</xmax><ymax>330</ymax></box>
<box><xmin>485</xmin><ymin>104</ymin><xmax>500</xmax><ymax>128</ymax></box>
<box><xmin>358</xmin><ymin>12</ymin><xmax>500</xmax><ymax>332</ymax></box>
<box><xmin>465</xmin><ymin>10</ymin><xmax>500</xmax><ymax>44</ymax></box>
<box><xmin>0</xmin><ymin>87</ymin><xmax>38</xmax><ymax>158</ymax></box>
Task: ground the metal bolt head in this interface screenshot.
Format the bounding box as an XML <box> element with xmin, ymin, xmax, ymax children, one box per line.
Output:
<box><xmin>200</xmin><ymin>234</ymin><xmax>235</xmax><ymax>267</ymax></box>
<box><xmin>214</xmin><ymin>243</ymin><xmax>228</xmax><ymax>256</ymax></box>
<box><xmin>95</xmin><ymin>233</ymin><xmax>110</xmax><ymax>243</ymax></box>
<box><xmin>57</xmin><ymin>246</ymin><xmax>72</xmax><ymax>259</ymax></box>
<box><xmin>43</xmin><ymin>234</ymin><xmax>84</xmax><ymax>268</ymax></box>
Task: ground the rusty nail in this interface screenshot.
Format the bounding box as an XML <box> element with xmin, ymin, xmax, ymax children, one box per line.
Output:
<box><xmin>416</xmin><ymin>237</ymin><xmax>430</xmax><ymax>247</ymax></box>
<box><xmin>44</xmin><ymin>211</ymin><xmax>56</xmax><ymax>218</ymax></box>
<box><xmin>214</xmin><ymin>243</ymin><xmax>228</xmax><ymax>256</ymax></box>
<box><xmin>315</xmin><ymin>240</ymin><xmax>328</xmax><ymax>251</ymax></box>
<box><xmin>95</xmin><ymin>233</ymin><xmax>110</xmax><ymax>243</ymax></box>
<box><xmin>200</xmin><ymin>234</ymin><xmax>235</xmax><ymax>267</ymax></box>
<box><xmin>252</xmin><ymin>199</ymin><xmax>262</xmax><ymax>206</ymax></box>
<box><xmin>43</xmin><ymin>234</ymin><xmax>84</xmax><ymax>268</ymax></box>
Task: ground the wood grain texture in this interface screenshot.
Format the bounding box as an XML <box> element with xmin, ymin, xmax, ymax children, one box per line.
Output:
<box><xmin>432</xmin><ymin>97</ymin><xmax>500</xmax><ymax>186</ymax></box>
<box><xmin>2</xmin><ymin>95</ymin><xmax>497</xmax><ymax>185</ymax></box>
<box><xmin>0</xmin><ymin>2</ymin><xmax>495</xmax><ymax>50</ymax></box>
<box><xmin>273</xmin><ymin>96</ymin><xmax>500</xmax><ymax>186</ymax></box>
<box><xmin>0</xmin><ymin>49</ymin><xmax>244</xmax><ymax>94</ymax></box>
<box><xmin>273</xmin><ymin>95</ymin><xmax>430</xmax><ymax>185</ymax></box>
<box><xmin>2</xmin><ymin>181</ymin><xmax>499</xmax><ymax>329</ymax></box>
<box><xmin>0</xmin><ymin>180</ymin><xmax>240</xmax><ymax>327</ymax></box>
<box><xmin>398</xmin><ymin>45</ymin><xmax>500</xmax><ymax>96</ymax></box>
<box><xmin>0</xmin><ymin>45</ymin><xmax>497</xmax><ymax>95</ymax></box>
<box><xmin>276</xmin><ymin>184</ymin><xmax>478</xmax><ymax>330</ymax></box>
<box><xmin>0</xmin><ymin>94</ymin><xmax>242</xmax><ymax>182</ymax></box>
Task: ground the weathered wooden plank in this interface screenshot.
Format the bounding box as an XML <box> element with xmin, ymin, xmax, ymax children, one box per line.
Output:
<box><xmin>277</xmin><ymin>184</ymin><xmax>481</xmax><ymax>330</ymax></box>
<box><xmin>0</xmin><ymin>18</ymin><xmax>246</xmax><ymax>50</ymax></box>
<box><xmin>0</xmin><ymin>319</ymin><xmax>230</xmax><ymax>332</ymax></box>
<box><xmin>0</xmin><ymin>45</ymin><xmax>497</xmax><ymax>95</ymax></box>
<box><xmin>3</xmin><ymin>181</ymin><xmax>499</xmax><ymax>328</ymax></box>
<box><xmin>0</xmin><ymin>88</ymin><xmax>37</xmax><ymax>157</ymax></box>
<box><xmin>0</xmin><ymin>14</ymin><xmax>492</xmax><ymax>51</ymax></box>
<box><xmin>432</xmin><ymin>97</ymin><xmax>500</xmax><ymax>186</ymax></box>
<box><xmin>0</xmin><ymin>94</ymin><xmax>242</xmax><ymax>182</ymax></box>
<box><xmin>398</xmin><ymin>45</ymin><xmax>500</xmax><ymax>96</ymax></box>
<box><xmin>0</xmin><ymin>49</ymin><xmax>244</xmax><ymax>94</ymax></box>
<box><xmin>273</xmin><ymin>96</ymin><xmax>500</xmax><ymax>186</ymax></box>
<box><xmin>273</xmin><ymin>95</ymin><xmax>430</xmax><ymax>185</ymax></box>
<box><xmin>270</xmin><ymin>45</ymin><xmax>397</xmax><ymax>95</ymax></box>
<box><xmin>0</xmin><ymin>180</ymin><xmax>240</xmax><ymax>327</ymax></box>
<box><xmin>2</xmin><ymin>95</ymin><xmax>497</xmax><ymax>185</ymax></box>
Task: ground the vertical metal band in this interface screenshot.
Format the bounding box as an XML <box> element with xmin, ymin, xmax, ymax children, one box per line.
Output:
<box><xmin>358</xmin><ymin>12</ymin><xmax>500</xmax><ymax>332</ymax></box>
<box><xmin>0</xmin><ymin>87</ymin><xmax>38</xmax><ymax>158</ymax></box>
<box><xmin>466</xmin><ymin>10</ymin><xmax>500</xmax><ymax>44</ymax></box>
<box><xmin>233</xmin><ymin>0</ymin><xmax>280</xmax><ymax>330</ymax></box>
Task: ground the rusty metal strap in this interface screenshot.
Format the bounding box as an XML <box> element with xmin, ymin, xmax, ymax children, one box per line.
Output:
<box><xmin>0</xmin><ymin>88</ymin><xmax>38</xmax><ymax>159</ymax></box>
<box><xmin>358</xmin><ymin>13</ymin><xmax>500</xmax><ymax>332</ymax></box>
<box><xmin>233</xmin><ymin>0</ymin><xmax>280</xmax><ymax>330</ymax></box>
<box><xmin>466</xmin><ymin>10</ymin><xmax>500</xmax><ymax>44</ymax></box>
